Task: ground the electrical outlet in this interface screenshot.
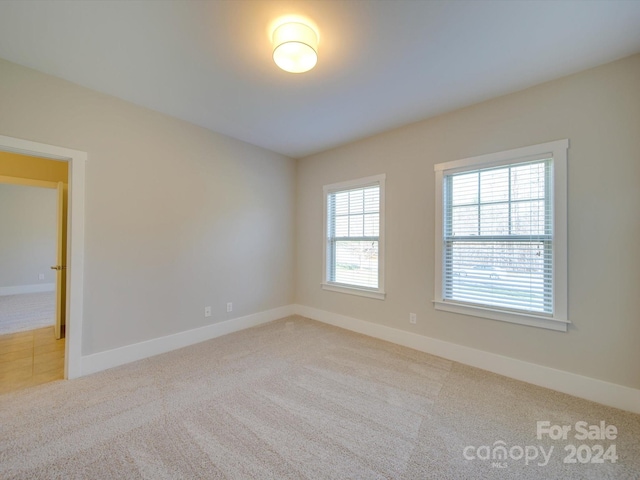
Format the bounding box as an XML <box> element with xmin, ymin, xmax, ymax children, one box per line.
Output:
<box><xmin>409</xmin><ymin>313</ymin><xmax>417</xmax><ymax>324</ymax></box>
<box><xmin>227</xmin><ymin>302</ymin><xmax>233</xmax><ymax>313</ymax></box>
<box><xmin>204</xmin><ymin>306</ymin><xmax>212</xmax><ymax>317</ymax></box>
<box><xmin>38</xmin><ymin>273</ymin><xmax>45</xmax><ymax>280</ymax></box>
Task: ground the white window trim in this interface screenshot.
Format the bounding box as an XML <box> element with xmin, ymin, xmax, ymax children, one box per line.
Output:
<box><xmin>433</xmin><ymin>139</ymin><xmax>569</xmax><ymax>331</ymax></box>
<box><xmin>322</xmin><ymin>174</ymin><xmax>386</xmax><ymax>300</ymax></box>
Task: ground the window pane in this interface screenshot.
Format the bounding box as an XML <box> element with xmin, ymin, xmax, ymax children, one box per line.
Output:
<box><xmin>363</xmin><ymin>187</ymin><xmax>379</xmax><ymax>213</ymax></box>
<box><xmin>335</xmin><ymin>215</ymin><xmax>348</xmax><ymax>237</ymax></box>
<box><xmin>334</xmin><ymin>240</ymin><xmax>378</xmax><ymax>288</ymax></box>
<box><xmin>480</xmin><ymin>168</ymin><xmax>509</xmax><ymax>203</ymax></box>
<box><xmin>363</xmin><ymin>213</ymin><xmax>379</xmax><ymax>236</ymax></box>
<box><xmin>480</xmin><ymin>203</ymin><xmax>509</xmax><ymax>236</ymax></box>
<box><xmin>452</xmin><ymin>172</ymin><xmax>478</xmax><ymax>206</ymax></box>
<box><xmin>349</xmin><ymin>190</ymin><xmax>364</xmax><ymax>214</ymax></box>
<box><xmin>512</xmin><ymin>200</ymin><xmax>545</xmax><ymax>235</ymax></box>
<box><xmin>451</xmin><ymin>205</ymin><xmax>478</xmax><ymax>236</ymax></box>
<box><xmin>511</xmin><ymin>162</ymin><xmax>546</xmax><ymax>200</ymax></box>
<box><xmin>349</xmin><ymin>214</ymin><xmax>364</xmax><ymax>237</ymax></box>
<box><xmin>326</xmin><ymin>180</ymin><xmax>382</xmax><ymax>292</ymax></box>
<box><xmin>443</xmin><ymin>158</ymin><xmax>552</xmax><ymax>315</ymax></box>
<box><xmin>334</xmin><ymin>191</ymin><xmax>349</xmax><ymax>215</ymax></box>
<box><xmin>444</xmin><ymin>240</ymin><xmax>551</xmax><ymax>313</ymax></box>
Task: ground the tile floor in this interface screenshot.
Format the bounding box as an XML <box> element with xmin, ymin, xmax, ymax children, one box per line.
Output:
<box><xmin>0</xmin><ymin>326</ymin><xmax>64</xmax><ymax>394</ymax></box>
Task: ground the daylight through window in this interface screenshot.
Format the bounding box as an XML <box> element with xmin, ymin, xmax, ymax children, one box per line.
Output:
<box><xmin>444</xmin><ymin>160</ymin><xmax>552</xmax><ymax>313</ymax></box>
<box><xmin>323</xmin><ymin>175</ymin><xmax>385</xmax><ymax>299</ymax></box>
<box><xmin>434</xmin><ymin>140</ymin><xmax>568</xmax><ymax>331</ymax></box>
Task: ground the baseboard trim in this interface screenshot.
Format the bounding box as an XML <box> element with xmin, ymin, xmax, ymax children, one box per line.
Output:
<box><xmin>0</xmin><ymin>283</ymin><xmax>55</xmax><ymax>296</ymax></box>
<box><xmin>81</xmin><ymin>305</ymin><xmax>296</xmax><ymax>377</ymax></box>
<box><xmin>293</xmin><ymin>304</ymin><xmax>640</xmax><ymax>415</ymax></box>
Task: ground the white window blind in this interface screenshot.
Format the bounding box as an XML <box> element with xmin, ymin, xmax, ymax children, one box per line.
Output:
<box><xmin>443</xmin><ymin>159</ymin><xmax>553</xmax><ymax>314</ymax></box>
<box><xmin>327</xmin><ymin>183</ymin><xmax>380</xmax><ymax>289</ymax></box>
<box><xmin>323</xmin><ymin>174</ymin><xmax>386</xmax><ymax>300</ymax></box>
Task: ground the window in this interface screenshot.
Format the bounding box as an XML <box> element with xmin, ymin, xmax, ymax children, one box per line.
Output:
<box><xmin>434</xmin><ymin>140</ymin><xmax>568</xmax><ymax>331</ymax></box>
<box><xmin>323</xmin><ymin>174</ymin><xmax>385</xmax><ymax>299</ymax></box>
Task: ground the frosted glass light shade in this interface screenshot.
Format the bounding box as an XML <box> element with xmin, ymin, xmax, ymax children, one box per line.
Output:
<box><xmin>272</xmin><ymin>22</ymin><xmax>318</xmax><ymax>73</ymax></box>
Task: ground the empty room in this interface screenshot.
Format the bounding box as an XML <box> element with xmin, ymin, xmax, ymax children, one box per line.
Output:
<box><xmin>0</xmin><ymin>1</ymin><xmax>638</xmax><ymax>479</ymax></box>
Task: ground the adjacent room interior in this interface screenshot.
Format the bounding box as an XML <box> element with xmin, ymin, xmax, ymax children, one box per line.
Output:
<box><xmin>0</xmin><ymin>1</ymin><xmax>638</xmax><ymax>478</ymax></box>
<box><xmin>0</xmin><ymin>153</ymin><xmax>68</xmax><ymax>392</ymax></box>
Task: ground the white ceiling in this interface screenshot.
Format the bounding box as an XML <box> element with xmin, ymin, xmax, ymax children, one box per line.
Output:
<box><xmin>0</xmin><ymin>1</ymin><xmax>639</xmax><ymax>159</ymax></box>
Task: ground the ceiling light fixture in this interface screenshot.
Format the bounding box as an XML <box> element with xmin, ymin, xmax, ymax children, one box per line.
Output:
<box><xmin>272</xmin><ymin>21</ymin><xmax>318</xmax><ymax>73</ymax></box>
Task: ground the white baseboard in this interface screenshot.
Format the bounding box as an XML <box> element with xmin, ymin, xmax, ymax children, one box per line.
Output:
<box><xmin>77</xmin><ymin>302</ymin><xmax>640</xmax><ymax>414</ymax></box>
<box><xmin>80</xmin><ymin>304</ymin><xmax>296</xmax><ymax>377</ymax></box>
<box><xmin>0</xmin><ymin>283</ymin><xmax>55</xmax><ymax>296</ymax></box>
<box><xmin>293</xmin><ymin>304</ymin><xmax>640</xmax><ymax>415</ymax></box>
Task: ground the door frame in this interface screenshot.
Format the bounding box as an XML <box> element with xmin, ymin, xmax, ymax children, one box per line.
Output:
<box><xmin>0</xmin><ymin>135</ymin><xmax>86</xmax><ymax>379</ymax></box>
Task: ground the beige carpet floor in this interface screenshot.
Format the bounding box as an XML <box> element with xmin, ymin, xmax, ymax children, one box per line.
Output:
<box><xmin>0</xmin><ymin>316</ymin><xmax>638</xmax><ymax>479</ymax></box>
<box><xmin>0</xmin><ymin>292</ymin><xmax>55</xmax><ymax>335</ymax></box>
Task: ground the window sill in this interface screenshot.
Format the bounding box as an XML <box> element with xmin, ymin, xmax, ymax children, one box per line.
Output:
<box><xmin>433</xmin><ymin>300</ymin><xmax>569</xmax><ymax>332</ymax></box>
<box><xmin>322</xmin><ymin>283</ymin><xmax>386</xmax><ymax>300</ymax></box>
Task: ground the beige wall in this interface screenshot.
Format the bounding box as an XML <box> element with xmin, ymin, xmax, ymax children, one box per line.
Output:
<box><xmin>296</xmin><ymin>54</ymin><xmax>640</xmax><ymax>389</ymax></box>
<box><xmin>0</xmin><ymin>184</ymin><xmax>57</xmax><ymax>288</ymax></box>
<box><xmin>0</xmin><ymin>58</ymin><xmax>296</xmax><ymax>355</ymax></box>
<box><xmin>1</xmin><ymin>52</ymin><xmax>638</xmax><ymax>390</ymax></box>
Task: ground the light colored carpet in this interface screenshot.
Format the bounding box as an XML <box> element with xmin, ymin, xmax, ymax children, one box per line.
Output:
<box><xmin>0</xmin><ymin>292</ymin><xmax>55</xmax><ymax>335</ymax></box>
<box><xmin>0</xmin><ymin>316</ymin><xmax>638</xmax><ymax>479</ymax></box>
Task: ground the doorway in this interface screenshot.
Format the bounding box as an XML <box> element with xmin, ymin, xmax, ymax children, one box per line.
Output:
<box><xmin>0</xmin><ymin>158</ymin><xmax>67</xmax><ymax>392</ymax></box>
<box><xmin>0</xmin><ymin>135</ymin><xmax>86</xmax><ymax>382</ymax></box>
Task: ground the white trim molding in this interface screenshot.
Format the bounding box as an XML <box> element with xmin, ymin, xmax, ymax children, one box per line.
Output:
<box><xmin>433</xmin><ymin>300</ymin><xmax>569</xmax><ymax>332</ymax></box>
<box><xmin>81</xmin><ymin>305</ymin><xmax>296</xmax><ymax>376</ymax></box>
<box><xmin>293</xmin><ymin>305</ymin><xmax>640</xmax><ymax>415</ymax></box>
<box><xmin>321</xmin><ymin>283</ymin><xmax>386</xmax><ymax>300</ymax></box>
<box><xmin>0</xmin><ymin>284</ymin><xmax>56</xmax><ymax>296</ymax></box>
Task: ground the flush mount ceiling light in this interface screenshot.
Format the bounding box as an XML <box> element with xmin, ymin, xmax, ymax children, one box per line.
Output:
<box><xmin>272</xmin><ymin>21</ymin><xmax>318</xmax><ymax>73</ymax></box>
